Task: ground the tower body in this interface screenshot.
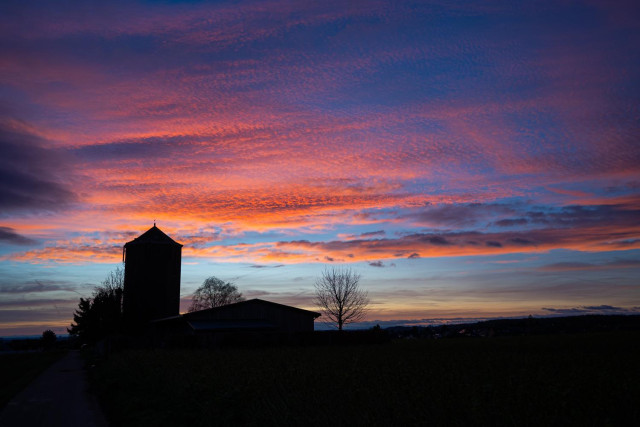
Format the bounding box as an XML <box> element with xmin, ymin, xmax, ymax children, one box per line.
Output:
<box><xmin>123</xmin><ymin>225</ymin><xmax>182</xmax><ymax>325</ymax></box>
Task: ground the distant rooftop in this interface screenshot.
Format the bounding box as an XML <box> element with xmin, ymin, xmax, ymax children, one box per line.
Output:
<box><xmin>183</xmin><ymin>298</ymin><xmax>321</xmax><ymax>319</ymax></box>
<box><xmin>124</xmin><ymin>225</ymin><xmax>182</xmax><ymax>247</ymax></box>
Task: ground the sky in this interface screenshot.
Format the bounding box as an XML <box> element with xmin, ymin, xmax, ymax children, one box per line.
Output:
<box><xmin>1</xmin><ymin>0</ymin><xmax>639</xmax><ymax>335</ymax></box>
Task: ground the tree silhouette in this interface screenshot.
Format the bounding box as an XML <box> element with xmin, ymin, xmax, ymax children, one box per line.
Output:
<box><xmin>314</xmin><ymin>267</ymin><xmax>369</xmax><ymax>330</ymax></box>
<box><xmin>189</xmin><ymin>276</ymin><xmax>244</xmax><ymax>312</ymax></box>
<box><xmin>41</xmin><ymin>329</ymin><xmax>56</xmax><ymax>349</ymax></box>
<box><xmin>68</xmin><ymin>266</ymin><xmax>124</xmax><ymax>343</ymax></box>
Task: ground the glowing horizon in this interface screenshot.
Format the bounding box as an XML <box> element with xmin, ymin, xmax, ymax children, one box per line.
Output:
<box><xmin>1</xmin><ymin>0</ymin><xmax>639</xmax><ymax>335</ymax></box>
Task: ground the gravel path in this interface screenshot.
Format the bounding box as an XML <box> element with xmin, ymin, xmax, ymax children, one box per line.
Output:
<box><xmin>0</xmin><ymin>351</ymin><xmax>108</xmax><ymax>427</ymax></box>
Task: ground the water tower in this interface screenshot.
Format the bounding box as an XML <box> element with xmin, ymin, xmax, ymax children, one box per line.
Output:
<box><xmin>123</xmin><ymin>225</ymin><xmax>182</xmax><ymax>325</ymax></box>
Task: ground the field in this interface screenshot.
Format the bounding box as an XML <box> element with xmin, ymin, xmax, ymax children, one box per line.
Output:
<box><xmin>90</xmin><ymin>331</ymin><xmax>639</xmax><ymax>426</ymax></box>
<box><xmin>0</xmin><ymin>351</ymin><xmax>66</xmax><ymax>408</ymax></box>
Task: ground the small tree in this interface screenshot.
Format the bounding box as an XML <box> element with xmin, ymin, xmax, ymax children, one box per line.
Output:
<box><xmin>314</xmin><ymin>266</ymin><xmax>369</xmax><ymax>330</ymax></box>
<box><xmin>189</xmin><ymin>276</ymin><xmax>244</xmax><ymax>312</ymax></box>
<box><xmin>68</xmin><ymin>266</ymin><xmax>124</xmax><ymax>343</ymax></box>
<box><xmin>41</xmin><ymin>329</ymin><xmax>57</xmax><ymax>349</ymax></box>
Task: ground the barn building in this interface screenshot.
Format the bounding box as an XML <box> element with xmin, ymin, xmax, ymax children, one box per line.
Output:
<box><xmin>151</xmin><ymin>299</ymin><xmax>320</xmax><ymax>345</ymax></box>
<box><xmin>122</xmin><ymin>225</ymin><xmax>319</xmax><ymax>340</ymax></box>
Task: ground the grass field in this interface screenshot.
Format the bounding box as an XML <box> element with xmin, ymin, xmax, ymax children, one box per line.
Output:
<box><xmin>0</xmin><ymin>351</ymin><xmax>67</xmax><ymax>408</ymax></box>
<box><xmin>90</xmin><ymin>331</ymin><xmax>639</xmax><ymax>426</ymax></box>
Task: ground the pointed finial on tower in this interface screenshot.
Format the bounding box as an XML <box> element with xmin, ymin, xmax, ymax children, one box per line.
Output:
<box><xmin>154</xmin><ymin>219</ymin><xmax>156</xmax><ymax>227</ymax></box>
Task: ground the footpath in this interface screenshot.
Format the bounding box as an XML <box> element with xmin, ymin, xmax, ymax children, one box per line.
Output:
<box><xmin>0</xmin><ymin>350</ymin><xmax>108</xmax><ymax>427</ymax></box>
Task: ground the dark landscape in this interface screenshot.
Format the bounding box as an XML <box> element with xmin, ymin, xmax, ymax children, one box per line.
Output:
<box><xmin>0</xmin><ymin>351</ymin><xmax>66</xmax><ymax>409</ymax></box>
<box><xmin>83</xmin><ymin>315</ymin><xmax>638</xmax><ymax>426</ymax></box>
<box><xmin>2</xmin><ymin>315</ymin><xmax>639</xmax><ymax>426</ymax></box>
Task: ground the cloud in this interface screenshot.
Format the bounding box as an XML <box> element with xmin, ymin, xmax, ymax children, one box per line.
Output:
<box><xmin>71</xmin><ymin>135</ymin><xmax>198</xmax><ymax>162</ymax></box>
<box><xmin>342</xmin><ymin>230</ymin><xmax>386</xmax><ymax>240</ymax></box>
<box><xmin>368</xmin><ymin>261</ymin><xmax>384</xmax><ymax>268</ymax></box>
<box><xmin>3</xmin><ymin>237</ymin><xmax>125</xmax><ymax>264</ymax></box>
<box><xmin>0</xmin><ymin>226</ymin><xmax>36</xmax><ymax>245</ymax></box>
<box><xmin>524</xmin><ymin>204</ymin><xmax>640</xmax><ymax>228</ymax></box>
<box><xmin>0</xmin><ymin>120</ymin><xmax>76</xmax><ymax>214</ymax></box>
<box><xmin>397</xmin><ymin>201</ymin><xmax>640</xmax><ymax>238</ymax></box>
<box><xmin>538</xmin><ymin>259</ymin><xmax>640</xmax><ymax>272</ymax></box>
<box><xmin>404</xmin><ymin>203</ymin><xmax>517</xmax><ymax>228</ymax></box>
<box><xmin>510</xmin><ymin>237</ymin><xmax>533</xmax><ymax>245</ymax></box>
<box><xmin>179</xmin><ymin>230</ymin><xmax>224</xmax><ymax>248</ymax></box>
<box><xmin>0</xmin><ymin>303</ymin><xmax>77</xmax><ymax>323</ymax></box>
<box><xmin>360</xmin><ymin>230</ymin><xmax>386</xmax><ymax>238</ymax></box>
<box><xmin>582</xmin><ymin>305</ymin><xmax>621</xmax><ymax>311</ymax></box>
<box><xmin>541</xmin><ymin>305</ymin><xmax>640</xmax><ymax>315</ymax></box>
<box><xmin>262</xmin><ymin>211</ymin><xmax>640</xmax><ymax>262</ymax></box>
<box><xmin>495</xmin><ymin>218</ymin><xmax>528</xmax><ymax>227</ymax></box>
<box><xmin>0</xmin><ymin>280</ymin><xmax>78</xmax><ymax>294</ymax></box>
<box><xmin>249</xmin><ymin>264</ymin><xmax>284</xmax><ymax>269</ymax></box>
<box><xmin>6</xmin><ymin>198</ymin><xmax>640</xmax><ymax>265</ymax></box>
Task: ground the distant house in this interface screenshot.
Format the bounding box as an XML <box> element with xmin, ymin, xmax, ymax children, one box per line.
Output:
<box><xmin>122</xmin><ymin>226</ymin><xmax>319</xmax><ymax>343</ymax></box>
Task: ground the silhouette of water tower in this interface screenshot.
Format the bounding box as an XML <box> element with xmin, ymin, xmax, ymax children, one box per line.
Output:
<box><xmin>123</xmin><ymin>225</ymin><xmax>182</xmax><ymax>325</ymax></box>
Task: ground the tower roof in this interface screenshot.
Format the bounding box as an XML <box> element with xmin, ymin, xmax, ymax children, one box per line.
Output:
<box><xmin>124</xmin><ymin>225</ymin><xmax>183</xmax><ymax>247</ymax></box>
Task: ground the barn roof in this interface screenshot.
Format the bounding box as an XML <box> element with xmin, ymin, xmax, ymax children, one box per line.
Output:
<box><xmin>124</xmin><ymin>225</ymin><xmax>182</xmax><ymax>247</ymax></box>
<box><xmin>183</xmin><ymin>298</ymin><xmax>321</xmax><ymax>319</ymax></box>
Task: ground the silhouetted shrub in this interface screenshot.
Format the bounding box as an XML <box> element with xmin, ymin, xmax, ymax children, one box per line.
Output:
<box><xmin>68</xmin><ymin>267</ymin><xmax>124</xmax><ymax>344</ymax></box>
<box><xmin>41</xmin><ymin>329</ymin><xmax>56</xmax><ymax>350</ymax></box>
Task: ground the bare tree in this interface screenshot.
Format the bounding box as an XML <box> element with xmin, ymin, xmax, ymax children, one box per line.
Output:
<box><xmin>98</xmin><ymin>266</ymin><xmax>124</xmax><ymax>309</ymax></box>
<box><xmin>314</xmin><ymin>267</ymin><xmax>369</xmax><ymax>330</ymax></box>
<box><xmin>189</xmin><ymin>276</ymin><xmax>244</xmax><ymax>312</ymax></box>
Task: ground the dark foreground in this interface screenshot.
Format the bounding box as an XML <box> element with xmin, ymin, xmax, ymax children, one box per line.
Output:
<box><xmin>0</xmin><ymin>351</ymin><xmax>107</xmax><ymax>427</ymax></box>
<box><xmin>0</xmin><ymin>351</ymin><xmax>65</xmax><ymax>409</ymax></box>
<box><xmin>90</xmin><ymin>330</ymin><xmax>639</xmax><ymax>426</ymax></box>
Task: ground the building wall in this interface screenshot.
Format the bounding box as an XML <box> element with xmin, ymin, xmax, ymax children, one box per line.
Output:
<box><xmin>123</xmin><ymin>242</ymin><xmax>181</xmax><ymax>325</ymax></box>
<box><xmin>187</xmin><ymin>301</ymin><xmax>316</xmax><ymax>332</ymax></box>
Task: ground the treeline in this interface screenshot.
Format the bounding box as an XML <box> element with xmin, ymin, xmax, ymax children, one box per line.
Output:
<box><xmin>387</xmin><ymin>314</ymin><xmax>640</xmax><ymax>339</ymax></box>
<box><xmin>0</xmin><ymin>334</ymin><xmax>70</xmax><ymax>352</ymax></box>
